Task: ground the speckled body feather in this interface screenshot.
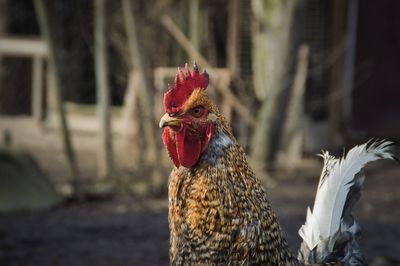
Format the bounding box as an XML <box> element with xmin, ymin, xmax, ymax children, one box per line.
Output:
<box><xmin>168</xmin><ymin>129</ymin><xmax>296</xmax><ymax>265</ymax></box>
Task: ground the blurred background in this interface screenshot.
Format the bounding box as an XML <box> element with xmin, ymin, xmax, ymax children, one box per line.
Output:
<box><xmin>0</xmin><ymin>0</ymin><xmax>399</xmax><ymax>265</ymax></box>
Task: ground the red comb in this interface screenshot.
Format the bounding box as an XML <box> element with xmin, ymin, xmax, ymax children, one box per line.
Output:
<box><xmin>163</xmin><ymin>62</ymin><xmax>209</xmax><ymax>113</ymax></box>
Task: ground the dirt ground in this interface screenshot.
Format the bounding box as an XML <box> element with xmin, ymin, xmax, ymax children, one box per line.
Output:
<box><xmin>0</xmin><ymin>118</ymin><xmax>399</xmax><ymax>265</ymax></box>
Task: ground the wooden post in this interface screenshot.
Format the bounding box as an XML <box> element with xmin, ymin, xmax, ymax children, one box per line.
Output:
<box><xmin>227</xmin><ymin>0</ymin><xmax>239</xmax><ymax>78</ymax></box>
<box><xmin>121</xmin><ymin>70</ymin><xmax>141</xmax><ymax>166</ymax></box>
<box><xmin>94</xmin><ymin>0</ymin><xmax>113</xmax><ymax>179</ymax></box>
<box><xmin>46</xmin><ymin>68</ymin><xmax>56</xmax><ymax>113</ymax></box>
<box><xmin>0</xmin><ymin>0</ymin><xmax>9</xmax><ymax>112</ymax></box>
<box><xmin>33</xmin><ymin>0</ymin><xmax>80</xmax><ymax>194</ymax></box>
<box><xmin>121</xmin><ymin>70</ymin><xmax>140</xmax><ymax>137</ymax></box>
<box><xmin>224</xmin><ymin>0</ymin><xmax>240</xmax><ymax>125</ymax></box>
<box><xmin>189</xmin><ymin>0</ymin><xmax>200</xmax><ymax>50</ymax></box>
<box><xmin>31</xmin><ymin>55</ymin><xmax>44</xmax><ymax>122</ymax></box>
<box><xmin>278</xmin><ymin>44</ymin><xmax>309</xmax><ymax>168</ymax></box>
<box><xmin>250</xmin><ymin>0</ymin><xmax>298</xmax><ymax>167</ymax></box>
<box><xmin>122</xmin><ymin>0</ymin><xmax>158</xmax><ymax>164</ymax></box>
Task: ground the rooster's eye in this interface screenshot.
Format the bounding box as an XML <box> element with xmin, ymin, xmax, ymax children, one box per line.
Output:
<box><xmin>190</xmin><ymin>107</ymin><xmax>204</xmax><ymax>118</ymax></box>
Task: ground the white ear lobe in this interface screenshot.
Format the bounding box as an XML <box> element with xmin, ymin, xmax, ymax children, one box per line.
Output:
<box><xmin>207</xmin><ymin>113</ymin><xmax>218</xmax><ymax>122</ymax></box>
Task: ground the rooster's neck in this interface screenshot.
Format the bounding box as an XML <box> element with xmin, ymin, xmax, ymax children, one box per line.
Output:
<box><xmin>198</xmin><ymin>130</ymin><xmax>235</xmax><ymax>166</ymax></box>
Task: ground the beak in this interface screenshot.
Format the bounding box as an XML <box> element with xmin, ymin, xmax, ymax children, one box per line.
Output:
<box><xmin>159</xmin><ymin>113</ymin><xmax>181</xmax><ymax>128</ymax></box>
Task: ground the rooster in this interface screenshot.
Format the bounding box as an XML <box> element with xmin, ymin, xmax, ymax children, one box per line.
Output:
<box><xmin>159</xmin><ymin>63</ymin><xmax>398</xmax><ymax>265</ymax></box>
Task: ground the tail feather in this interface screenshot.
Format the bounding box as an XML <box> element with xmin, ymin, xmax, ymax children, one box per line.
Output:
<box><xmin>298</xmin><ymin>140</ymin><xmax>397</xmax><ymax>265</ymax></box>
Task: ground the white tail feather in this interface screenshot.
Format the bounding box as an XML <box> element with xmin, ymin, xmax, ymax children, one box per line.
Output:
<box><xmin>299</xmin><ymin>140</ymin><xmax>396</xmax><ymax>251</ymax></box>
<box><xmin>298</xmin><ymin>207</ymin><xmax>320</xmax><ymax>249</ymax></box>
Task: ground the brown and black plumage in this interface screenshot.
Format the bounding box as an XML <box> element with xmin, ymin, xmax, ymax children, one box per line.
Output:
<box><xmin>168</xmin><ymin>133</ymin><xmax>295</xmax><ymax>265</ymax></box>
<box><xmin>159</xmin><ymin>63</ymin><xmax>398</xmax><ymax>266</ymax></box>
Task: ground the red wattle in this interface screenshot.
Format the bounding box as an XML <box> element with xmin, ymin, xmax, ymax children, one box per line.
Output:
<box><xmin>176</xmin><ymin>127</ymin><xmax>202</xmax><ymax>168</ymax></box>
<box><xmin>162</xmin><ymin>127</ymin><xmax>180</xmax><ymax>167</ymax></box>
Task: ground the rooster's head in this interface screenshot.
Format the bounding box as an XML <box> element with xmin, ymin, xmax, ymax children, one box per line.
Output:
<box><xmin>159</xmin><ymin>63</ymin><xmax>228</xmax><ymax>168</ymax></box>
